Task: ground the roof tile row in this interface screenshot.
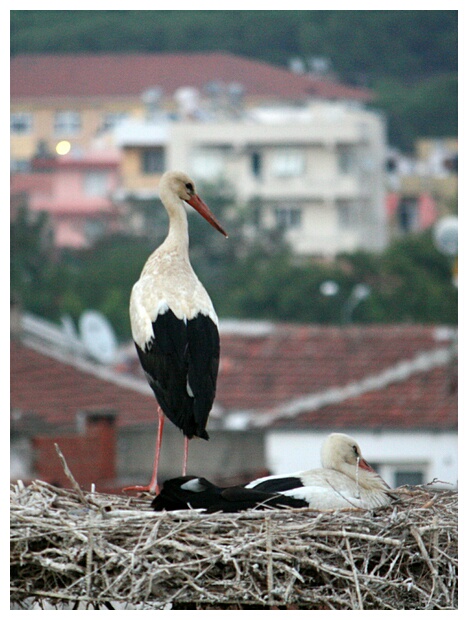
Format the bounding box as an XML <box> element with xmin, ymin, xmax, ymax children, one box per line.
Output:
<box><xmin>11</xmin><ymin>323</ymin><xmax>457</xmax><ymax>432</ymax></box>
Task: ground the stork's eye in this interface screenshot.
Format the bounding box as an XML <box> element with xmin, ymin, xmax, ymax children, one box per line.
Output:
<box><xmin>352</xmin><ymin>445</ymin><xmax>359</xmax><ymax>456</ymax></box>
<box><xmin>185</xmin><ymin>182</ymin><xmax>194</xmax><ymax>193</ymax></box>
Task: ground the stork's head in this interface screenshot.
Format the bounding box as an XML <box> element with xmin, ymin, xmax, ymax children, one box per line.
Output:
<box><xmin>321</xmin><ymin>433</ymin><xmax>376</xmax><ymax>474</ymax></box>
<box><xmin>159</xmin><ymin>171</ymin><xmax>228</xmax><ymax>237</ymax></box>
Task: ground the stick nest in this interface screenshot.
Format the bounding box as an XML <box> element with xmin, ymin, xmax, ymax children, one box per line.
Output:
<box><xmin>11</xmin><ymin>479</ymin><xmax>457</xmax><ymax>610</ymax></box>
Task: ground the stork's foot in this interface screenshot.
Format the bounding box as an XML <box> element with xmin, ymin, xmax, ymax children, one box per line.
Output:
<box><xmin>122</xmin><ymin>483</ymin><xmax>159</xmax><ymax>496</ymax></box>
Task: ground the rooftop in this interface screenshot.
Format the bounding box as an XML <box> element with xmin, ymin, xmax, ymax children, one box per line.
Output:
<box><xmin>11</xmin><ymin>53</ymin><xmax>374</xmax><ymax>103</ymax></box>
<box><xmin>11</xmin><ymin>316</ymin><xmax>457</xmax><ymax>434</ymax></box>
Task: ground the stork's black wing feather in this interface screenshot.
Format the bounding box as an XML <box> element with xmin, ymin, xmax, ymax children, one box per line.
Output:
<box><xmin>186</xmin><ymin>313</ymin><xmax>220</xmax><ymax>436</ymax></box>
<box><xmin>151</xmin><ymin>476</ymin><xmax>219</xmax><ymax>511</ymax></box>
<box><xmin>248</xmin><ymin>476</ymin><xmax>305</xmax><ymax>493</ymax></box>
<box><xmin>135</xmin><ymin>309</ymin><xmax>219</xmax><ymax>439</ymax></box>
<box><xmin>213</xmin><ymin>486</ymin><xmax>307</xmax><ymax>512</ymax></box>
<box><xmin>151</xmin><ymin>476</ymin><xmax>308</xmax><ymax>513</ymax></box>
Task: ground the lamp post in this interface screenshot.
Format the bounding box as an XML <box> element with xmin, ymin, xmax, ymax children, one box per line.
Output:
<box><xmin>319</xmin><ymin>281</ymin><xmax>371</xmax><ymax>324</ymax></box>
<box><xmin>341</xmin><ymin>284</ymin><xmax>371</xmax><ymax>324</ymax></box>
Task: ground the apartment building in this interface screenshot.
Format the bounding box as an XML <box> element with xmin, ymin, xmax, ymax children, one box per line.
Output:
<box><xmin>10</xmin><ymin>52</ymin><xmax>373</xmax><ymax>170</ymax></box>
<box><xmin>11</xmin><ymin>53</ymin><xmax>384</xmax><ymax>257</ymax></box>
<box><xmin>114</xmin><ymin>103</ymin><xmax>388</xmax><ymax>257</ymax></box>
<box><xmin>386</xmin><ymin>138</ymin><xmax>458</xmax><ymax>236</ymax></box>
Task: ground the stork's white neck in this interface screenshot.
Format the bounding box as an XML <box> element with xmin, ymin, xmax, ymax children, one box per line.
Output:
<box><xmin>160</xmin><ymin>192</ymin><xmax>190</xmax><ymax>256</ymax></box>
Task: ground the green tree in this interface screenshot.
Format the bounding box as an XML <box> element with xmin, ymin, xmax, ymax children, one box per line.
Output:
<box><xmin>12</xmin><ymin>189</ymin><xmax>457</xmax><ymax>337</ymax></box>
<box><xmin>11</xmin><ymin>203</ymin><xmax>55</xmax><ymax>314</ymax></box>
<box><xmin>57</xmin><ymin>234</ymin><xmax>156</xmax><ymax>337</ymax></box>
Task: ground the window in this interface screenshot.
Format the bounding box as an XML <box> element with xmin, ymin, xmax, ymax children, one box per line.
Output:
<box><xmin>394</xmin><ymin>470</ymin><xmax>425</xmax><ymax>487</ymax></box>
<box><xmin>397</xmin><ymin>197</ymin><xmax>419</xmax><ymax>233</ymax></box>
<box><xmin>251</xmin><ymin>152</ymin><xmax>262</xmax><ymax>178</ymax></box>
<box><xmin>371</xmin><ymin>463</ymin><xmax>427</xmax><ymax>488</ymax></box>
<box><xmin>83</xmin><ymin>171</ymin><xmax>109</xmax><ymax>197</ymax></box>
<box><xmin>337</xmin><ymin>145</ymin><xmax>357</xmax><ymax>174</ymax></box>
<box><xmin>10</xmin><ymin>160</ymin><xmax>31</xmax><ymax>173</ymax></box>
<box><xmin>11</xmin><ymin>112</ymin><xmax>33</xmax><ymax>135</ymax></box>
<box><xmin>274</xmin><ymin>206</ymin><xmax>302</xmax><ymax>229</ymax></box>
<box><xmin>54</xmin><ymin>111</ymin><xmax>81</xmax><ymax>136</ymax></box>
<box><xmin>337</xmin><ymin>200</ymin><xmax>357</xmax><ymax>229</ymax></box>
<box><xmin>191</xmin><ymin>149</ymin><xmax>224</xmax><ymax>181</ymax></box>
<box><xmin>141</xmin><ymin>148</ymin><xmax>165</xmax><ymax>174</ymax></box>
<box><xmin>271</xmin><ymin>149</ymin><xmax>305</xmax><ymax>177</ymax></box>
<box><xmin>100</xmin><ymin>112</ymin><xmax>128</xmax><ymax>132</ymax></box>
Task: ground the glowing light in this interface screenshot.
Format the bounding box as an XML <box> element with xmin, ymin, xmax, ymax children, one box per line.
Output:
<box><xmin>56</xmin><ymin>140</ymin><xmax>71</xmax><ymax>155</ymax></box>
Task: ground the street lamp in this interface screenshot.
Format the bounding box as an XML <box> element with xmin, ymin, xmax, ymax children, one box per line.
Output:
<box><xmin>342</xmin><ymin>284</ymin><xmax>371</xmax><ymax>324</ymax></box>
<box><xmin>319</xmin><ymin>281</ymin><xmax>371</xmax><ymax>324</ymax></box>
<box><xmin>319</xmin><ymin>280</ymin><xmax>340</xmax><ymax>297</ymax></box>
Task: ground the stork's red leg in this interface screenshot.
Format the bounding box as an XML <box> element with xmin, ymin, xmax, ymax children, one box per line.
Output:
<box><xmin>182</xmin><ymin>436</ymin><xmax>189</xmax><ymax>476</ymax></box>
<box><xmin>123</xmin><ymin>408</ymin><xmax>165</xmax><ymax>495</ymax></box>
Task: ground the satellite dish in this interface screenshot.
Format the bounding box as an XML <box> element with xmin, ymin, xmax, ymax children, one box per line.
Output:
<box><xmin>60</xmin><ymin>314</ymin><xmax>85</xmax><ymax>354</ymax></box>
<box><xmin>79</xmin><ymin>310</ymin><xmax>117</xmax><ymax>365</ymax></box>
<box><xmin>61</xmin><ymin>314</ymin><xmax>79</xmax><ymax>340</ymax></box>
<box><xmin>433</xmin><ymin>216</ymin><xmax>458</xmax><ymax>257</ymax></box>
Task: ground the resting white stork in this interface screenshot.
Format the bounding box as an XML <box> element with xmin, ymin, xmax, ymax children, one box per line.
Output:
<box><xmin>152</xmin><ymin>433</ymin><xmax>394</xmax><ymax>511</ymax></box>
<box><xmin>245</xmin><ymin>433</ymin><xmax>394</xmax><ymax>510</ymax></box>
<box><xmin>125</xmin><ymin>170</ymin><xmax>228</xmax><ymax>494</ymax></box>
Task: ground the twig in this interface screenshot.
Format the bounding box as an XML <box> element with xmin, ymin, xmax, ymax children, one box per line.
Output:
<box><xmin>54</xmin><ymin>443</ymin><xmax>91</xmax><ymax>508</ymax></box>
<box><xmin>345</xmin><ymin>535</ymin><xmax>363</xmax><ymax>609</ymax></box>
<box><xmin>410</xmin><ymin>525</ymin><xmax>450</xmax><ymax>604</ymax></box>
<box><xmin>265</xmin><ymin>515</ymin><xmax>274</xmax><ymax>606</ymax></box>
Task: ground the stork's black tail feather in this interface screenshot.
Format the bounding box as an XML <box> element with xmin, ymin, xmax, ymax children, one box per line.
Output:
<box><xmin>151</xmin><ymin>476</ymin><xmax>308</xmax><ymax>513</ymax></box>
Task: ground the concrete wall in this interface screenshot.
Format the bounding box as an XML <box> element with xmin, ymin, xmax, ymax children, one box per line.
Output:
<box><xmin>118</xmin><ymin>425</ymin><xmax>267</xmax><ymax>486</ymax></box>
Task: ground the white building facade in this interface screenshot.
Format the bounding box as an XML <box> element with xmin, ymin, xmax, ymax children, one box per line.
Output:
<box><xmin>265</xmin><ymin>429</ymin><xmax>458</xmax><ymax>489</ymax></box>
<box><xmin>114</xmin><ymin>102</ymin><xmax>388</xmax><ymax>257</ymax></box>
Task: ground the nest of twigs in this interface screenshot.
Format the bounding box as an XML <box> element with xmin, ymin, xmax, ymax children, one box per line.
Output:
<box><xmin>10</xmin><ymin>475</ymin><xmax>457</xmax><ymax>610</ymax></box>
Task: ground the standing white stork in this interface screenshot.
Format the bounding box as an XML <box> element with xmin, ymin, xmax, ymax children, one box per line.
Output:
<box><xmin>125</xmin><ymin>170</ymin><xmax>228</xmax><ymax>494</ymax></box>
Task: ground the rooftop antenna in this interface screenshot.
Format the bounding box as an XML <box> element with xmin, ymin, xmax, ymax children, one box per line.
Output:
<box><xmin>141</xmin><ymin>87</ymin><xmax>163</xmax><ymax>121</ymax></box>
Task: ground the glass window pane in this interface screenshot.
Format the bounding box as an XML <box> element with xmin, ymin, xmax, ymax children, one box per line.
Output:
<box><xmin>54</xmin><ymin>111</ymin><xmax>81</xmax><ymax>136</ymax></box>
<box><xmin>83</xmin><ymin>171</ymin><xmax>109</xmax><ymax>197</ymax></box>
<box><xmin>271</xmin><ymin>150</ymin><xmax>305</xmax><ymax>177</ymax></box>
<box><xmin>191</xmin><ymin>150</ymin><xmax>224</xmax><ymax>180</ymax></box>
<box><xmin>142</xmin><ymin>148</ymin><xmax>165</xmax><ymax>174</ymax></box>
<box><xmin>11</xmin><ymin>113</ymin><xmax>33</xmax><ymax>135</ymax></box>
<box><xmin>275</xmin><ymin>206</ymin><xmax>302</xmax><ymax>229</ymax></box>
<box><xmin>338</xmin><ymin>146</ymin><xmax>356</xmax><ymax>174</ymax></box>
<box><xmin>101</xmin><ymin>112</ymin><xmax>128</xmax><ymax>132</ymax></box>
<box><xmin>251</xmin><ymin>152</ymin><xmax>262</xmax><ymax>178</ymax></box>
<box><xmin>394</xmin><ymin>470</ymin><xmax>424</xmax><ymax>486</ymax></box>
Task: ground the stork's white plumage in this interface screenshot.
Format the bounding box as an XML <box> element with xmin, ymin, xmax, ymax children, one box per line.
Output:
<box><xmin>246</xmin><ymin>433</ymin><xmax>392</xmax><ymax>510</ymax></box>
<box><xmin>125</xmin><ymin>171</ymin><xmax>227</xmax><ymax>494</ymax></box>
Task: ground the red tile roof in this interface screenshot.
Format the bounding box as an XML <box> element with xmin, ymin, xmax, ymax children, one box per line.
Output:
<box><xmin>10</xmin><ymin>53</ymin><xmax>373</xmax><ymax>103</ymax></box>
<box><xmin>270</xmin><ymin>365</ymin><xmax>457</xmax><ymax>430</ymax></box>
<box><xmin>217</xmin><ymin>324</ymin><xmax>456</xmax><ymax>413</ymax></box>
<box><xmin>11</xmin><ymin>323</ymin><xmax>457</xmax><ymax>433</ymax></box>
<box><xmin>10</xmin><ymin>340</ymin><xmax>157</xmax><ymax>430</ymax></box>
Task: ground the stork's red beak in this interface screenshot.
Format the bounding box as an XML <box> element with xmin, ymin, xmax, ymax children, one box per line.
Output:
<box><xmin>186</xmin><ymin>194</ymin><xmax>228</xmax><ymax>238</ymax></box>
<box><xmin>358</xmin><ymin>457</ymin><xmax>376</xmax><ymax>473</ymax></box>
